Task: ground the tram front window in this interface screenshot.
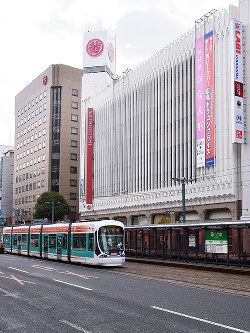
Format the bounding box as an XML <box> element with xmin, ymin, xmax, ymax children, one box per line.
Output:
<box><xmin>98</xmin><ymin>226</ymin><xmax>124</xmax><ymax>254</ymax></box>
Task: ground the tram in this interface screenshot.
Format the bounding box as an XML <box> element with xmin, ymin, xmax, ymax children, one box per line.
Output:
<box><xmin>3</xmin><ymin>220</ymin><xmax>125</xmax><ymax>266</ymax></box>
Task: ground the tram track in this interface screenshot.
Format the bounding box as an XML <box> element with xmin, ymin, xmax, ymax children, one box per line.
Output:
<box><xmin>110</xmin><ymin>262</ymin><xmax>250</xmax><ymax>297</ymax></box>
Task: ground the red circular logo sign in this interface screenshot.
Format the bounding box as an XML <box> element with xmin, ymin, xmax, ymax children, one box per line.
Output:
<box><xmin>86</xmin><ymin>39</ymin><xmax>104</xmax><ymax>57</ymax></box>
<box><xmin>108</xmin><ymin>42</ymin><xmax>114</xmax><ymax>62</ymax></box>
<box><xmin>43</xmin><ymin>75</ymin><xmax>48</xmax><ymax>85</ymax></box>
<box><xmin>86</xmin><ymin>204</ymin><xmax>92</xmax><ymax>211</ymax></box>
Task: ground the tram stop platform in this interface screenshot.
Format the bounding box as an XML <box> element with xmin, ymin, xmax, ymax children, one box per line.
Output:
<box><xmin>125</xmin><ymin>257</ymin><xmax>250</xmax><ymax>276</ymax></box>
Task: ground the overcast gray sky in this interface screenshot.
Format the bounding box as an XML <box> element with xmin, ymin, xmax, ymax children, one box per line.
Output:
<box><xmin>0</xmin><ymin>0</ymin><xmax>238</xmax><ymax>147</ymax></box>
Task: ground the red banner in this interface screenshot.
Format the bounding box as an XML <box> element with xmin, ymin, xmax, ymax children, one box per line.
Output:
<box><xmin>86</xmin><ymin>108</ymin><xmax>94</xmax><ymax>208</ymax></box>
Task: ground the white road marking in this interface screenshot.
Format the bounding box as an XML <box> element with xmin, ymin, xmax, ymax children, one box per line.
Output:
<box><xmin>151</xmin><ymin>306</ymin><xmax>249</xmax><ymax>333</ymax></box>
<box><xmin>54</xmin><ymin>279</ymin><xmax>93</xmax><ymax>291</ymax></box>
<box><xmin>0</xmin><ymin>287</ymin><xmax>20</xmax><ymax>299</ymax></box>
<box><xmin>8</xmin><ymin>267</ymin><xmax>29</xmax><ymax>274</ymax></box>
<box><xmin>59</xmin><ymin>319</ymin><xmax>92</xmax><ymax>332</ymax></box>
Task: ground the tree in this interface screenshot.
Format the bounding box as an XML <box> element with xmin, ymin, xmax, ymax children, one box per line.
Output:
<box><xmin>33</xmin><ymin>191</ymin><xmax>70</xmax><ymax>222</ymax></box>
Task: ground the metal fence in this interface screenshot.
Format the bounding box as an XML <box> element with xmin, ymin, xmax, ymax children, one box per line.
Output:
<box><xmin>125</xmin><ymin>221</ymin><xmax>250</xmax><ymax>268</ymax></box>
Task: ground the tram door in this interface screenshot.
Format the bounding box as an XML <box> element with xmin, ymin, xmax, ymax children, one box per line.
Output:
<box><xmin>18</xmin><ymin>235</ymin><xmax>21</xmax><ymax>252</ymax></box>
<box><xmin>57</xmin><ymin>235</ymin><xmax>62</xmax><ymax>259</ymax></box>
<box><xmin>44</xmin><ymin>236</ymin><xmax>48</xmax><ymax>256</ymax></box>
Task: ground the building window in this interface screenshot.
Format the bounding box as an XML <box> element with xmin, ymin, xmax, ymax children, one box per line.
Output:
<box><xmin>72</xmin><ymin>102</ymin><xmax>78</xmax><ymax>109</ymax></box>
<box><xmin>71</xmin><ymin>114</ymin><xmax>78</xmax><ymax>122</ymax></box>
<box><xmin>41</xmin><ymin>180</ymin><xmax>45</xmax><ymax>187</ymax></box>
<box><xmin>70</xmin><ymin>179</ymin><xmax>77</xmax><ymax>187</ymax></box>
<box><xmin>72</xmin><ymin>89</ymin><xmax>78</xmax><ymax>96</ymax></box>
<box><xmin>71</xmin><ymin>127</ymin><xmax>78</xmax><ymax>135</ymax></box>
<box><xmin>71</xmin><ymin>140</ymin><xmax>77</xmax><ymax>148</ymax></box>
<box><xmin>33</xmin><ymin>182</ymin><xmax>36</xmax><ymax>189</ymax></box>
<box><xmin>70</xmin><ymin>193</ymin><xmax>77</xmax><ymax>200</ymax></box>
<box><xmin>44</xmin><ymin>90</ymin><xmax>47</xmax><ymax>98</ymax></box>
<box><xmin>70</xmin><ymin>206</ymin><xmax>76</xmax><ymax>213</ymax></box>
<box><xmin>70</xmin><ymin>153</ymin><xmax>77</xmax><ymax>161</ymax></box>
<box><xmin>70</xmin><ymin>166</ymin><xmax>77</xmax><ymax>174</ymax></box>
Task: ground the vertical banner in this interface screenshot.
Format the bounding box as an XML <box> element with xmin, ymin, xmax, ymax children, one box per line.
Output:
<box><xmin>196</xmin><ymin>36</ymin><xmax>205</xmax><ymax>168</ymax></box>
<box><xmin>85</xmin><ymin>108</ymin><xmax>94</xmax><ymax>211</ymax></box>
<box><xmin>231</xmin><ymin>20</ymin><xmax>244</xmax><ymax>143</ymax></box>
<box><xmin>204</xmin><ymin>31</ymin><xmax>215</xmax><ymax>166</ymax></box>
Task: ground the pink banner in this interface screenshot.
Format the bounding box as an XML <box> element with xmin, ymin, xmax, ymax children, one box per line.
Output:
<box><xmin>204</xmin><ymin>31</ymin><xmax>214</xmax><ymax>166</ymax></box>
<box><xmin>196</xmin><ymin>36</ymin><xmax>205</xmax><ymax>167</ymax></box>
<box><xmin>86</xmin><ymin>108</ymin><xmax>94</xmax><ymax>208</ymax></box>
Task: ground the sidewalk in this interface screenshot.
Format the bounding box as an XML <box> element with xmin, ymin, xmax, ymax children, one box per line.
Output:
<box><xmin>126</xmin><ymin>257</ymin><xmax>250</xmax><ymax>276</ymax></box>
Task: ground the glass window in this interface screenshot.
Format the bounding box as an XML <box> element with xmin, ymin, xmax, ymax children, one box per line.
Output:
<box><xmin>98</xmin><ymin>226</ymin><xmax>124</xmax><ymax>253</ymax></box>
<box><xmin>73</xmin><ymin>234</ymin><xmax>86</xmax><ymax>251</ymax></box>
<box><xmin>72</xmin><ymin>101</ymin><xmax>78</xmax><ymax>109</ymax></box>
<box><xmin>71</xmin><ymin>114</ymin><xmax>78</xmax><ymax>122</ymax></box>
<box><xmin>49</xmin><ymin>235</ymin><xmax>56</xmax><ymax>249</ymax></box>
<box><xmin>71</xmin><ymin>140</ymin><xmax>77</xmax><ymax>148</ymax></box>
<box><xmin>88</xmin><ymin>234</ymin><xmax>94</xmax><ymax>252</ymax></box>
<box><xmin>70</xmin><ymin>206</ymin><xmax>76</xmax><ymax>213</ymax></box>
<box><xmin>70</xmin><ymin>153</ymin><xmax>77</xmax><ymax>161</ymax></box>
<box><xmin>70</xmin><ymin>179</ymin><xmax>77</xmax><ymax>187</ymax></box>
<box><xmin>70</xmin><ymin>193</ymin><xmax>77</xmax><ymax>200</ymax></box>
<box><xmin>4</xmin><ymin>234</ymin><xmax>11</xmax><ymax>245</ymax></box>
<box><xmin>70</xmin><ymin>166</ymin><xmax>77</xmax><ymax>174</ymax></box>
<box><xmin>22</xmin><ymin>235</ymin><xmax>27</xmax><ymax>246</ymax></box>
<box><xmin>31</xmin><ymin>234</ymin><xmax>39</xmax><ymax>247</ymax></box>
<box><xmin>13</xmin><ymin>235</ymin><xmax>18</xmax><ymax>246</ymax></box>
<box><xmin>43</xmin><ymin>90</ymin><xmax>47</xmax><ymax>98</ymax></box>
<box><xmin>71</xmin><ymin>127</ymin><xmax>78</xmax><ymax>135</ymax></box>
<box><xmin>72</xmin><ymin>89</ymin><xmax>78</xmax><ymax>96</ymax></box>
<box><xmin>63</xmin><ymin>234</ymin><xmax>67</xmax><ymax>249</ymax></box>
<box><xmin>35</xmin><ymin>97</ymin><xmax>38</xmax><ymax>104</ymax></box>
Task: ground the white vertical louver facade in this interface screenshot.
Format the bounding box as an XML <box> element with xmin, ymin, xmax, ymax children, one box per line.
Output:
<box><xmin>81</xmin><ymin>6</ymin><xmax>243</xmax><ymax>222</ymax></box>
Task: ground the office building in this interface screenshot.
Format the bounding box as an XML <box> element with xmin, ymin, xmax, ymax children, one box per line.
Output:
<box><xmin>14</xmin><ymin>64</ymin><xmax>83</xmax><ymax>223</ymax></box>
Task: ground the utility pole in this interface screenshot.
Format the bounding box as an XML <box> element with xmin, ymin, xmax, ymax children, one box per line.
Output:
<box><xmin>172</xmin><ymin>177</ymin><xmax>195</xmax><ymax>223</ymax></box>
<box><xmin>44</xmin><ymin>201</ymin><xmax>61</xmax><ymax>224</ymax></box>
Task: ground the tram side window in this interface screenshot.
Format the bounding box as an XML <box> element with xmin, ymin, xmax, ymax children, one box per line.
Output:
<box><xmin>88</xmin><ymin>233</ymin><xmax>94</xmax><ymax>252</ymax></box>
<box><xmin>31</xmin><ymin>234</ymin><xmax>39</xmax><ymax>248</ymax></box>
<box><xmin>62</xmin><ymin>234</ymin><xmax>67</xmax><ymax>250</ymax></box>
<box><xmin>49</xmin><ymin>235</ymin><xmax>56</xmax><ymax>249</ymax></box>
<box><xmin>73</xmin><ymin>234</ymin><xmax>86</xmax><ymax>251</ymax></box>
<box><xmin>22</xmin><ymin>235</ymin><xmax>27</xmax><ymax>246</ymax></box>
<box><xmin>4</xmin><ymin>235</ymin><xmax>11</xmax><ymax>245</ymax></box>
<box><xmin>13</xmin><ymin>235</ymin><xmax>18</xmax><ymax>246</ymax></box>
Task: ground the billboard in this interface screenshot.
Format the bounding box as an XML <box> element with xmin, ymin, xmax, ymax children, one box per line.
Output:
<box><xmin>205</xmin><ymin>230</ymin><xmax>228</xmax><ymax>254</ymax></box>
<box><xmin>85</xmin><ymin>108</ymin><xmax>94</xmax><ymax>211</ymax></box>
<box><xmin>196</xmin><ymin>36</ymin><xmax>205</xmax><ymax>168</ymax></box>
<box><xmin>204</xmin><ymin>31</ymin><xmax>214</xmax><ymax>166</ymax></box>
<box><xmin>231</xmin><ymin>20</ymin><xmax>244</xmax><ymax>143</ymax></box>
<box><xmin>83</xmin><ymin>30</ymin><xmax>116</xmax><ymax>77</ymax></box>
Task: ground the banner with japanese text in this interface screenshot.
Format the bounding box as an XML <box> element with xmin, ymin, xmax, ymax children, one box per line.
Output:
<box><xmin>195</xmin><ymin>36</ymin><xmax>205</xmax><ymax>168</ymax></box>
<box><xmin>231</xmin><ymin>20</ymin><xmax>244</xmax><ymax>143</ymax></box>
<box><xmin>204</xmin><ymin>31</ymin><xmax>214</xmax><ymax>166</ymax></box>
<box><xmin>85</xmin><ymin>108</ymin><xmax>94</xmax><ymax>211</ymax></box>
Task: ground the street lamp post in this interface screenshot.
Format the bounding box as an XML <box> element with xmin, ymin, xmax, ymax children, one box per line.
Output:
<box><xmin>44</xmin><ymin>201</ymin><xmax>61</xmax><ymax>224</ymax></box>
<box><xmin>172</xmin><ymin>177</ymin><xmax>196</xmax><ymax>223</ymax></box>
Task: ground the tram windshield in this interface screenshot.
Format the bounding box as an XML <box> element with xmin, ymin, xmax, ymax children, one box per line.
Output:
<box><xmin>98</xmin><ymin>226</ymin><xmax>124</xmax><ymax>254</ymax></box>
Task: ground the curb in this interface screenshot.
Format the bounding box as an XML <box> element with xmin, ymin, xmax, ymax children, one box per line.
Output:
<box><xmin>126</xmin><ymin>257</ymin><xmax>250</xmax><ymax>276</ymax></box>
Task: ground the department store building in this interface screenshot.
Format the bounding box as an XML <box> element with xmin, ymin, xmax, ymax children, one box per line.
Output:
<box><xmin>80</xmin><ymin>0</ymin><xmax>250</xmax><ymax>225</ymax></box>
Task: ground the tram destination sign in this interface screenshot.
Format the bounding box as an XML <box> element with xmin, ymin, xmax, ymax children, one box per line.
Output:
<box><xmin>205</xmin><ymin>230</ymin><xmax>228</xmax><ymax>254</ymax></box>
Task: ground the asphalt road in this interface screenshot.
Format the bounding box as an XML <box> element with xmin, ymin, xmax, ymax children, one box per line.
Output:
<box><xmin>0</xmin><ymin>254</ymin><xmax>249</xmax><ymax>333</ymax></box>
